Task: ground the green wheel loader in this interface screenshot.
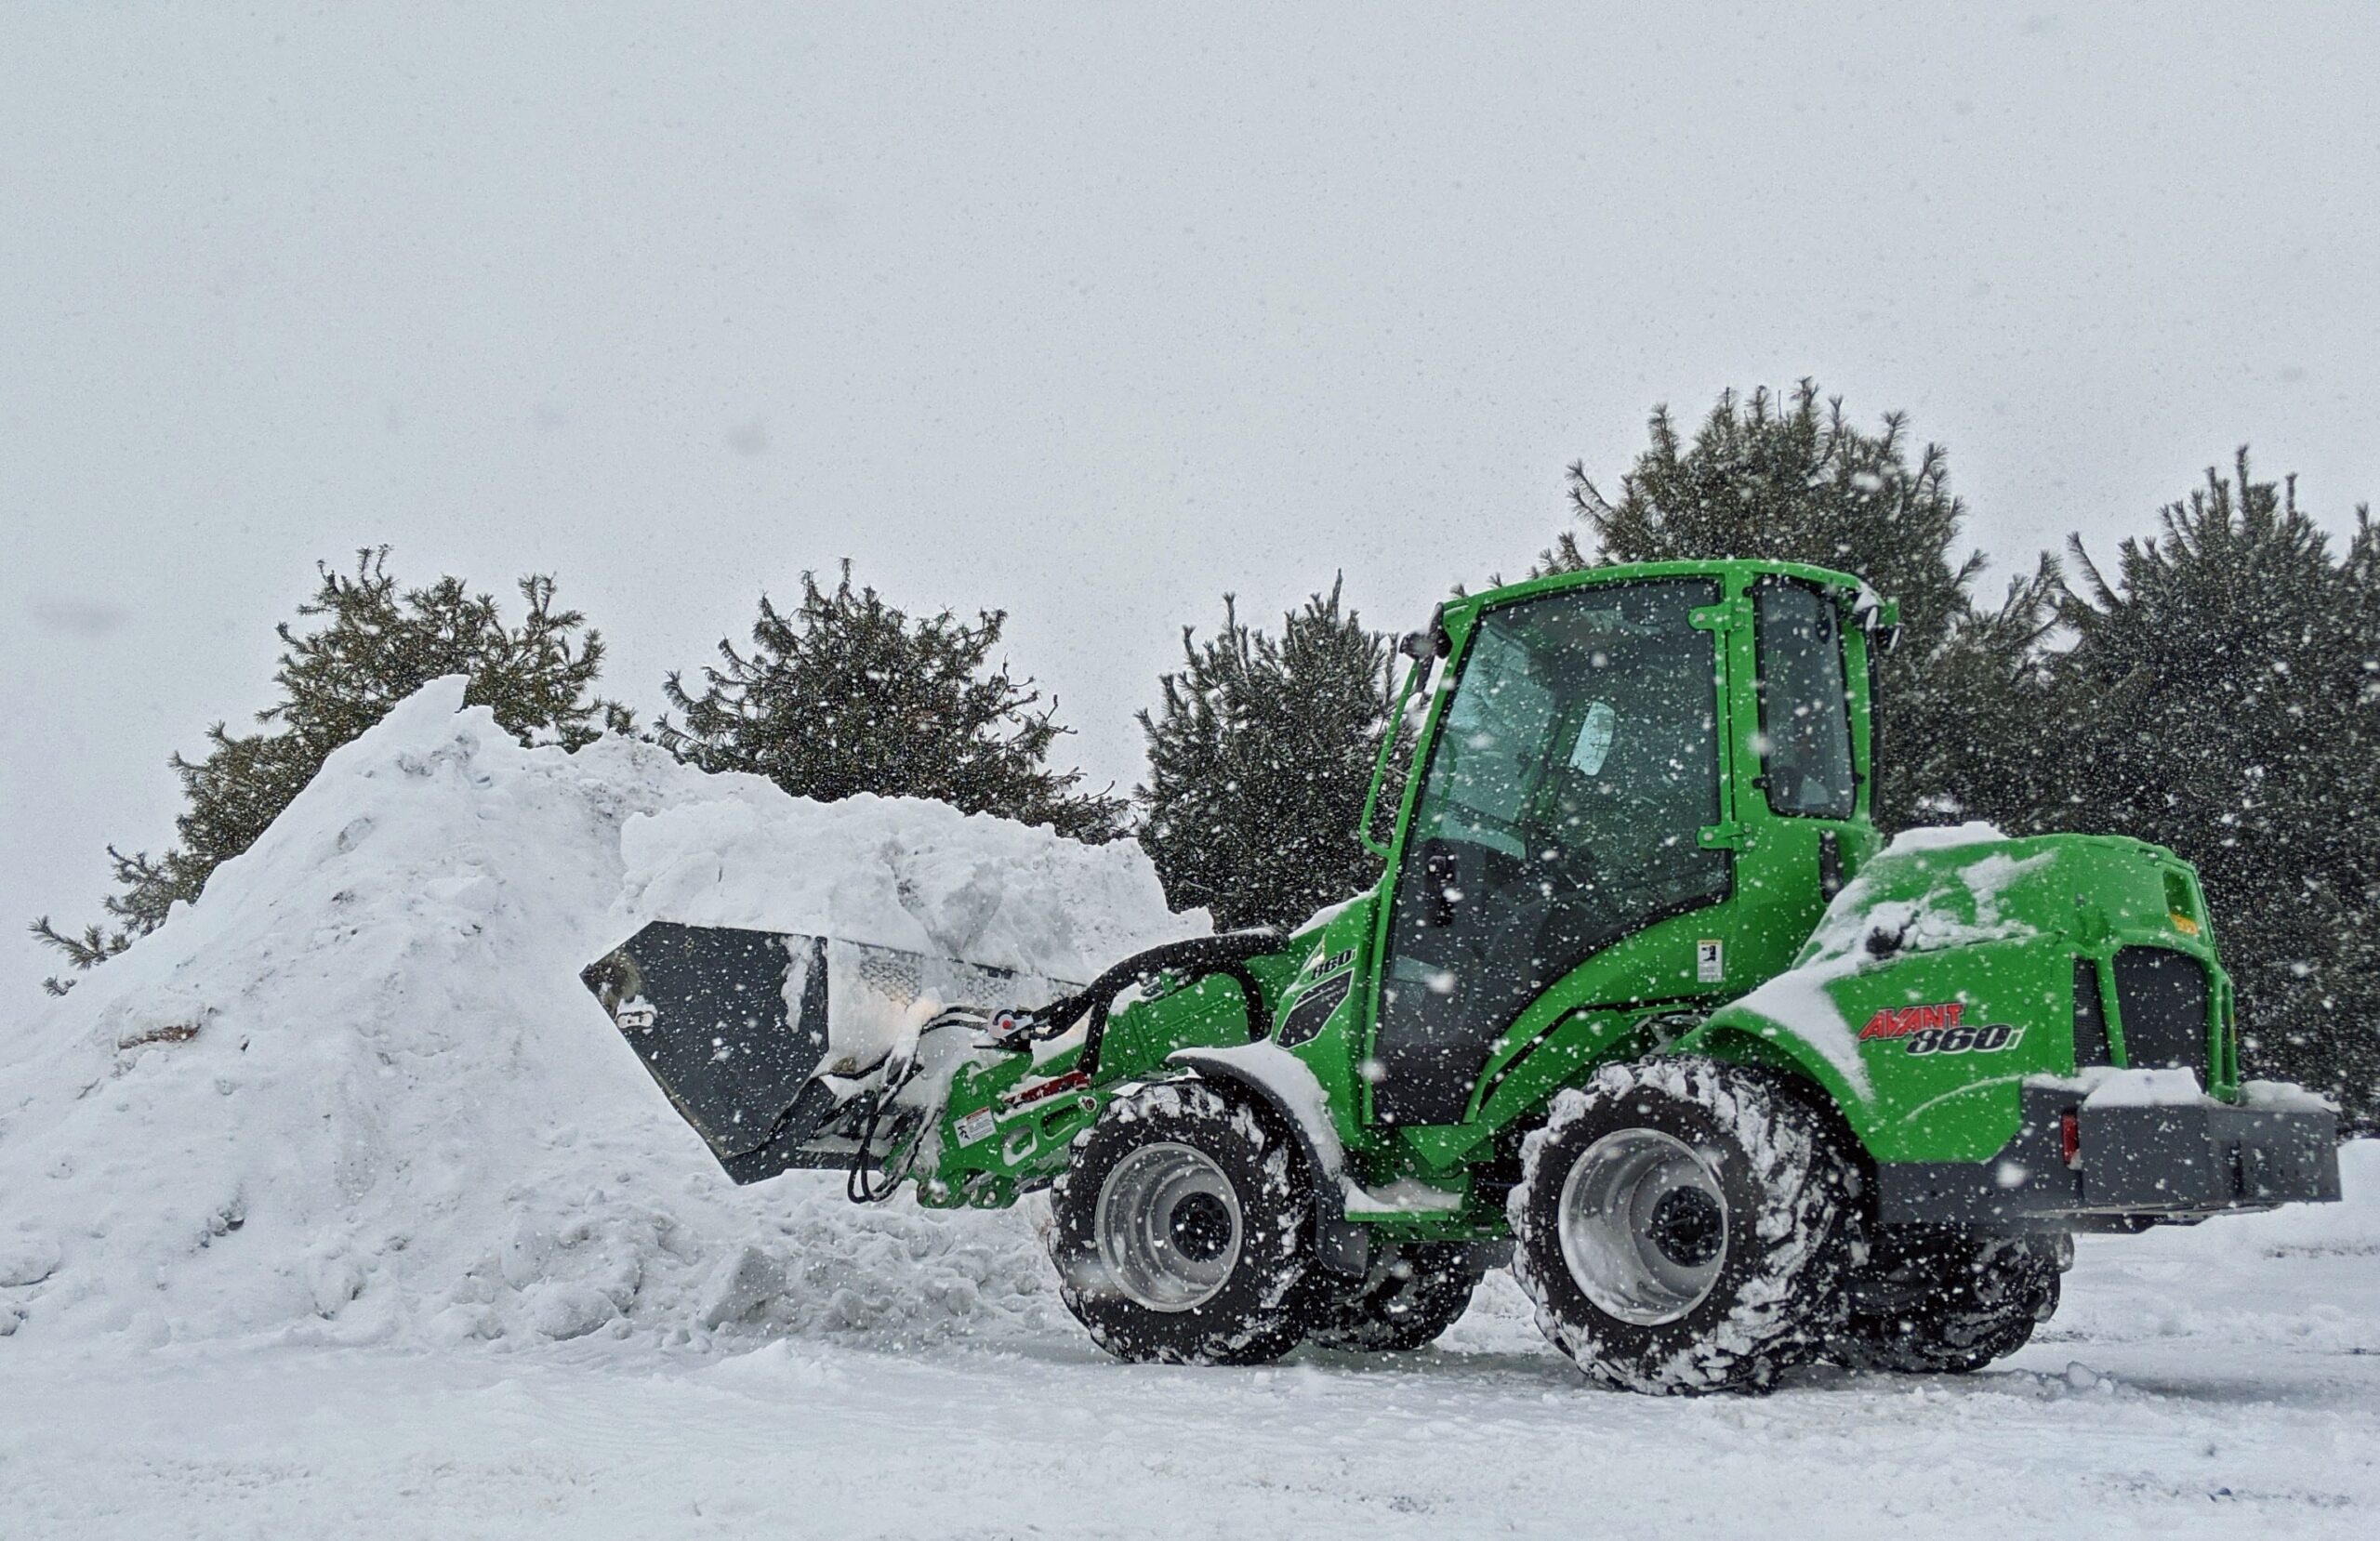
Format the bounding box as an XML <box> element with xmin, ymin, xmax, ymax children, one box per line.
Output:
<box><xmin>584</xmin><ymin>559</ymin><xmax>2341</xmax><ymax>1393</ymax></box>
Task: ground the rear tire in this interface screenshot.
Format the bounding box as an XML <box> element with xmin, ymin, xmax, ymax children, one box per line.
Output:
<box><xmin>1046</xmin><ymin>1077</ymin><xmax>1316</xmax><ymax>1365</ymax></box>
<box><xmin>1511</xmin><ymin>1058</ymin><xmax>1858</xmax><ymax>1395</ymax></box>
<box><xmin>1827</xmin><ymin>1227</ymin><xmax>2061</xmax><ymax>1374</ymax></box>
<box><xmin>1302</xmin><ymin>1242</ymin><xmax>1485</xmax><ymax>1351</ymax></box>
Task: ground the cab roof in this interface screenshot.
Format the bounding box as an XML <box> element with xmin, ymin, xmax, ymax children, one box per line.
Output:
<box><xmin>1445</xmin><ymin>559</ymin><xmax>1895</xmax><ymax>634</ymax></box>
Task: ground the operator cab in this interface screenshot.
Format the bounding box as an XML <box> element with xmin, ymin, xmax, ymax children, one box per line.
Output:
<box><xmin>1368</xmin><ymin>565</ymin><xmax>1877</xmax><ymax>1126</ymax></box>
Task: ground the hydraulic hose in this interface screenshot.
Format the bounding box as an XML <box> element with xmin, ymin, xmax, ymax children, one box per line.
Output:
<box><xmin>1038</xmin><ymin>929</ymin><xmax>1283</xmax><ymax>1080</ymax></box>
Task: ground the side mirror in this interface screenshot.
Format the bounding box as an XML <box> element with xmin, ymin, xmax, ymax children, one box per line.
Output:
<box><xmin>1399</xmin><ymin>607</ymin><xmax>1449</xmax><ymax>661</ymax></box>
<box><xmin>1844</xmin><ymin>585</ymin><xmax>1900</xmax><ymax>654</ymax></box>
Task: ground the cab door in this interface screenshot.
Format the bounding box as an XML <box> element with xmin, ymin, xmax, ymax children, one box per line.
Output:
<box><xmin>1739</xmin><ymin>578</ymin><xmax>1864</xmax><ymax>955</ymax></box>
<box><xmin>1369</xmin><ymin>579</ymin><xmax>1731</xmax><ymax>1126</ymax></box>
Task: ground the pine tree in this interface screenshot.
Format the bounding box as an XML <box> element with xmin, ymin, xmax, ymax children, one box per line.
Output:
<box><xmin>1138</xmin><ymin>579</ymin><xmax>1409</xmax><ymax>931</ymax></box>
<box><xmin>2043</xmin><ymin>453</ymin><xmax>2380</xmax><ymax>1126</ymax></box>
<box><xmin>659</xmin><ymin>562</ymin><xmax>1125</xmax><ymax>842</ymax></box>
<box><xmin>1543</xmin><ymin>381</ymin><xmax>2052</xmax><ymax>830</ymax></box>
<box><xmin>31</xmin><ymin>549</ymin><xmax>631</xmax><ymax>991</ymax></box>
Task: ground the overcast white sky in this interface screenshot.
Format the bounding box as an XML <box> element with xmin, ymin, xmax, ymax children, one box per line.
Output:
<box><xmin>6</xmin><ymin>4</ymin><xmax>2378</xmax><ymax>998</ymax></box>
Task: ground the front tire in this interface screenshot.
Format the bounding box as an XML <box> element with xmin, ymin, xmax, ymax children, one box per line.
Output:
<box><xmin>1047</xmin><ymin>1077</ymin><xmax>1316</xmax><ymax>1364</ymax></box>
<box><xmin>1511</xmin><ymin>1059</ymin><xmax>1858</xmax><ymax>1395</ymax></box>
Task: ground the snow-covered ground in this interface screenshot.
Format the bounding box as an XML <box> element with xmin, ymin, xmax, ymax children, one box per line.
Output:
<box><xmin>4</xmin><ymin>1171</ymin><xmax>2375</xmax><ymax>1540</ymax></box>
<box><xmin>4</xmin><ymin>683</ymin><xmax>2373</xmax><ymax>1537</ymax></box>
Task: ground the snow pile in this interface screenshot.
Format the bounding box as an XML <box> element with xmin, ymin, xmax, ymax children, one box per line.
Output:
<box><xmin>615</xmin><ymin>782</ymin><xmax>1170</xmax><ymax>988</ymax></box>
<box><xmin>0</xmin><ymin>678</ymin><xmax>1195</xmax><ymax>1348</ymax></box>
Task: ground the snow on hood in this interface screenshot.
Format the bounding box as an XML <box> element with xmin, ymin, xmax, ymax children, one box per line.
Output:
<box><xmin>1722</xmin><ymin>833</ymin><xmax>2050</xmax><ymax>1101</ymax></box>
<box><xmin>0</xmin><ymin>678</ymin><xmax>1197</xmax><ymax>1350</ymax></box>
<box><xmin>1880</xmin><ymin>820</ymin><xmax>2012</xmax><ymax>854</ymax></box>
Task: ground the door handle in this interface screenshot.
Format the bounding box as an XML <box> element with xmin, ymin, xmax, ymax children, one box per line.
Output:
<box><xmin>1818</xmin><ymin>830</ymin><xmax>1844</xmax><ymax>901</ymax></box>
<box><xmin>1424</xmin><ymin>849</ymin><xmax>1459</xmax><ymax>929</ymax></box>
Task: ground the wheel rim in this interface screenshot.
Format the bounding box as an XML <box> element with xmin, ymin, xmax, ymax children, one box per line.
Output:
<box><xmin>1094</xmin><ymin>1140</ymin><xmax>1244</xmax><ymax>1312</ymax></box>
<box><xmin>1556</xmin><ymin>1127</ymin><xmax>1729</xmax><ymax>1326</ymax></box>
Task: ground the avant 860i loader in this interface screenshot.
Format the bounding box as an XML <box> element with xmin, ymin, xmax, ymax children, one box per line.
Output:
<box><xmin>585</xmin><ymin>560</ymin><xmax>2340</xmax><ymax>1393</ymax></box>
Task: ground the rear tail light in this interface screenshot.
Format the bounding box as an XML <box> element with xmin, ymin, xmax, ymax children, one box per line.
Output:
<box><xmin>2059</xmin><ymin>1110</ymin><xmax>2082</xmax><ymax>1168</ymax></box>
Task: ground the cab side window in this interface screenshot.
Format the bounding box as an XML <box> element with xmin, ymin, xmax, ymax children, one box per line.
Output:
<box><xmin>1754</xmin><ymin>583</ymin><xmax>1856</xmax><ymax>820</ymax></box>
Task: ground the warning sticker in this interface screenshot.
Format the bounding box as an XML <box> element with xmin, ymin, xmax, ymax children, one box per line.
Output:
<box><xmin>999</xmin><ymin>1069</ymin><xmax>1091</xmax><ymax>1112</ymax></box>
<box><xmin>1696</xmin><ymin>940</ymin><xmax>1725</xmax><ymax>984</ymax></box>
<box><xmin>954</xmin><ymin>1108</ymin><xmax>997</xmax><ymax>1147</ymax></box>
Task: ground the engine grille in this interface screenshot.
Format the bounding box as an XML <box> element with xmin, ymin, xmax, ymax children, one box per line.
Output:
<box><xmin>2112</xmin><ymin>946</ymin><xmax>2211</xmax><ymax>1073</ymax></box>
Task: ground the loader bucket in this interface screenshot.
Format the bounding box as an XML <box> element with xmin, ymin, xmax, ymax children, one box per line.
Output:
<box><xmin>582</xmin><ymin>921</ymin><xmax>1078</xmax><ymax>1183</ymax></box>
